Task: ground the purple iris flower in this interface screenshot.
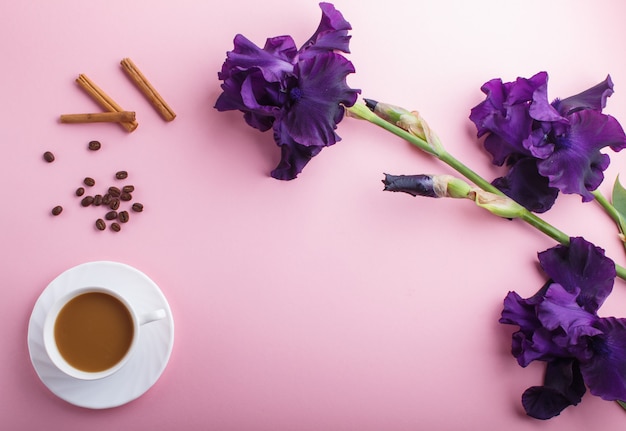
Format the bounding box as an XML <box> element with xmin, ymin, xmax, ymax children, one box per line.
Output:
<box><xmin>470</xmin><ymin>72</ymin><xmax>626</xmax><ymax>211</ymax></box>
<box><xmin>500</xmin><ymin>237</ymin><xmax>626</xmax><ymax>419</ymax></box>
<box><xmin>215</xmin><ymin>2</ymin><xmax>360</xmax><ymax>180</ymax></box>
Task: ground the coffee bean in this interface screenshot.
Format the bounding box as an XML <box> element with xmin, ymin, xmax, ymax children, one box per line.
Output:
<box><xmin>75</xmin><ymin>187</ymin><xmax>85</xmax><ymax>197</ymax></box>
<box><xmin>108</xmin><ymin>186</ymin><xmax>121</xmax><ymax>197</ymax></box>
<box><xmin>95</xmin><ymin>219</ymin><xmax>106</xmax><ymax>231</ymax></box>
<box><xmin>81</xmin><ymin>196</ymin><xmax>94</xmax><ymax>207</ymax></box>
<box><xmin>51</xmin><ymin>205</ymin><xmax>63</xmax><ymax>216</ymax></box>
<box><xmin>118</xmin><ymin>210</ymin><xmax>129</xmax><ymax>223</ymax></box>
<box><xmin>122</xmin><ymin>185</ymin><xmax>135</xmax><ymax>193</ymax></box>
<box><xmin>120</xmin><ymin>192</ymin><xmax>132</xmax><ymax>201</ymax></box>
<box><xmin>43</xmin><ymin>151</ymin><xmax>55</xmax><ymax>163</ymax></box>
<box><xmin>131</xmin><ymin>202</ymin><xmax>144</xmax><ymax>212</ymax></box>
<box><xmin>84</xmin><ymin>177</ymin><xmax>95</xmax><ymax>187</ymax></box>
<box><xmin>102</xmin><ymin>193</ymin><xmax>111</xmax><ymax>205</ymax></box>
<box><xmin>115</xmin><ymin>171</ymin><xmax>128</xmax><ymax>180</ymax></box>
<box><xmin>105</xmin><ymin>210</ymin><xmax>118</xmax><ymax>220</ymax></box>
<box><xmin>93</xmin><ymin>194</ymin><xmax>103</xmax><ymax>206</ymax></box>
<box><xmin>88</xmin><ymin>140</ymin><xmax>101</xmax><ymax>151</ymax></box>
<box><xmin>109</xmin><ymin>198</ymin><xmax>120</xmax><ymax>210</ymax></box>
<box><xmin>110</xmin><ymin>222</ymin><xmax>121</xmax><ymax>232</ymax></box>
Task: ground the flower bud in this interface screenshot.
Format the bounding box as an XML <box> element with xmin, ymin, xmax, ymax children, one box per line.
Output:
<box><xmin>382</xmin><ymin>174</ymin><xmax>472</xmax><ymax>199</ymax></box>
<box><xmin>383</xmin><ymin>173</ymin><xmax>526</xmax><ymax>219</ymax></box>
<box><xmin>365</xmin><ymin>99</ymin><xmax>443</xmax><ymax>155</ymax></box>
<box><xmin>471</xmin><ymin>190</ymin><xmax>526</xmax><ymax>219</ymax></box>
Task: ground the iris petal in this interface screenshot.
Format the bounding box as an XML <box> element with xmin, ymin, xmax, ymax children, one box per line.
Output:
<box><xmin>284</xmin><ymin>52</ymin><xmax>358</xmax><ymax>147</ymax></box>
<box><xmin>491</xmin><ymin>157</ymin><xmax>558</xmax><ymax>213</ymax></box>
<box><xmin>270</xmin><ymin>128</ymin><xmax>323</xmax><ymax>180</ymax></box>
<box><xmin>581</xmin><ymin>317</ymin><xmax>626</xmax><ymax>400</ymax></box>
<box><xmin>554</xmin><ymin>75</ymin><xmax>614</xmax><ymax>115</ymax></box>
<box><xmin>537</xmin><ymin>110</ymin><xmax>626</xmax><ymax>201</ymax></box>
<box><xmin>521</xmin><ymin>359</ymin><xmax>585</xmax><ymax>420</ymax></box>
<box><xmin>299</xmin><ymin>2</ymin><xmax>353</xmax><ymax>58</ymax></box>
<box><xmin>218</xmin><ymin>34</ymin><xmax>296</xmax><ymax>83</ymax></box>
<box><xmin>537</xmin><ymin>284</ymin><xmax>598</xmax><ymax>333</ymax></box>
<box><xmin>500</xmin><ymin>288</ymin><xmax>570</xmax><ymax>367</ymax></box>
<box><xmin>537</xmin><ymin>237</ymin><xmax>615</xmax><ymax>313</ymax></box>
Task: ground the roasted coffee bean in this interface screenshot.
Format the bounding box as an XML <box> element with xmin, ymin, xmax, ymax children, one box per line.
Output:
<box><xmin>120</xmin><ymin>192</ymin><xmax>132</xmax><ymax>201</ymax></box>
<box><xmin>109</xmin><ymin>198</ymin><xmax>120</xmax><ymax>210</ymax></box>
<box><xmin>81</xmin><ymin>196</ymin><xmax>94</xmax><ymax>207</ymax></box>
<box><xmin>108</xmin><ymin>186</ymin><xmax>121</xmax><ymax>197</ymax></box>
<box><xmin>131</xmin><ymin>202</ymin><xmax>144</xmax><ymax>212</ymax></box>
<box><xmin>95</xmin><ymin>219</ymin><xmax>106</xmax><ymax>231</ymax></box>
<box><xmin>84</xmin><ymin>177</ymin><xmax>95</xmax><ymax>187</ymax></box>
<box><xmin>75</xmin><ymin>187</ymin><xmax>85</xmax><ymax>197</ymax></box>
<box><xmin>102</xmin><ymin>193</ymin><xmax>111</xmax><ymax>205</ymax></box>
<box><xmin>118</xmin><ymin>210</ymin><xmax>129</xmax><ymax>223</ymax></box>
<box><xmin>51</xmin><ymin>205</ymin><xmax>63</xmax><ymax>216</ymax></box>
<box><xmin>105</xmin><ymin>210</ymin><xmax>118</xmax><ymax>220</ymax></box>
<box><xmin>115</xmin><ymin>170</ymin><xmax>128</xmax><ymax>180</ymax></box>
<box><xmin>110</xmin><ymin>222</ymin><xmax>121</xmax><ymax>232</ymax></box>
<box><xmin>43</xmin><ymin>151</ymin><xmax>55</xmax><ymax>163</ymax></box>
<box><xmin>93</xmin><ymin>194</ymin><xmax>103</xmax><ymax>206</ymax></box>
<box><xmin>122</xmin><ymin>185</ymin><xmax>135</xmax><ymax>193</ymax></box>
<box><xmin>88</xmin><ymin>140</ymin><xmax>101</xmax><ymax>151</ymax></box>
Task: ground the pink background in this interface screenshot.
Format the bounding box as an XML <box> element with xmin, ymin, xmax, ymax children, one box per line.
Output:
<box><xmin>3</xmin><ymin>0</ymin><xmax>626</xmax><ymax>429</ymax></box>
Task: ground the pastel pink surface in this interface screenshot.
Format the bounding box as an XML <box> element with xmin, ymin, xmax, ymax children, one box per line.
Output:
<box><xmin>2</xmin><ymin>0</ymin><xmax>626</xmax><ymax>429</ymax></box>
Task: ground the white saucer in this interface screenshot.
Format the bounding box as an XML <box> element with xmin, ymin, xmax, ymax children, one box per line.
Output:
<box><xmin>27</xmin><ymin>261</ymin><xmax>174</xmax><ymax>409</ymax></box>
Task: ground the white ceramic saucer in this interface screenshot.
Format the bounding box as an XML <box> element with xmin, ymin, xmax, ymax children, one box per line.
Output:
<box><xmin>27</xmin><ymin>261</ymin><xmax>174</xmax><ymax>409</ymax></box>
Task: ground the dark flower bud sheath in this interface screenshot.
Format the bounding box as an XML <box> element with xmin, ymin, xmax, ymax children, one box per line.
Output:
<box><xmin>382</xmin><ymin>174</ymin><xmax>472</xmax><ymax>199</ymax></box>
<box><xmin>382</xmin><ymin>174</ymin><xmax>438</xmax><ymax>197</ymax></box>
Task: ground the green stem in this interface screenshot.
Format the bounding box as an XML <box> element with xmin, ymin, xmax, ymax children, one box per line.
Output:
<box><xmin>592</xmin><ymin>189</ymin><xmax>623</xmax><ymax>228</ymax></box>
<box><xmin>347</xmin><ymin>103</ymin><xmax>626</xmax><ymax>281</ymax></box>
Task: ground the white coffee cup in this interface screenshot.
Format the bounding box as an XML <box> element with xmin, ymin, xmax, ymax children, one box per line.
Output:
<box><xmin>43</xmin><ymin>286</ymin><xmax>166</xmax><ymax>380</ymax></box>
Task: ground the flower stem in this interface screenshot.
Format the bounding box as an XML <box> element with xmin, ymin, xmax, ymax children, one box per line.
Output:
<box><xmin>592</xmin><ymin>189</ymin><xmax>623</xmax><ymax>229</ymax></box>
<box><xmin>346</xmin><ymin>103</ymin><xmax>626</xmax><ymax>281</ymax></box>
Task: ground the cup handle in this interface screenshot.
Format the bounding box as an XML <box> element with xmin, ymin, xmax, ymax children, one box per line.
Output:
<box><xmin>139</xmin><ymin>309</ymin><xmax>167</xmax><ymax>325</ymax></box>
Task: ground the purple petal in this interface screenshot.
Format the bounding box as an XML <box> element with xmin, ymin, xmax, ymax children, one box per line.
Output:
<box><xmin>470</xmin><ymin>73</ymin><xmax>549</xmax><ymax>165</ymax></box>
<box><xmin>268</xmin><ymin>52</ymin><xmax>359</xmax><ymax>179</ymax></box>
<box><xmin>480</xmin><ymin>104</ymin><xmax>534</xmax><ymax>165</ymax></box>
<box><xmin>219</xmin><ymin>34</ymin><xmax>296</xmax><ymax>83</ymax></box>
<box><xmin>215</xmin><ymin>68</ymin><xmax>281</xmax><ymax>131</ymax></box>
<box><xmin>538</xmin><ymin>237</ymin><xmax>615</xmax><ymax>313</ymax></box>
<box><xmin>500</xmin><ymin>291</ymin><xmax>538</xmax><ymax>330</ymax></box>
<box><xmin>537</xmin><ymin>110</ymin><xmax>626</xmax><ymax>200</ymax></box>
<box><xmin>491</xmin><ymin>157</ymin><xmax>559</xmax><ymax>213</ymax></box>
<box><xmin>536</xmin><ymin>284</ymin><xmax>601</xmax><ymax>344</ymax></box>
<box><xmin>500</xmin><ymin>289</ymin><xmax>570</xmax><ymax>366</ymax></box>
<box><xmin>580</xmin><ymin>317</ymin><xmax>626</xmax><ymax>400</ymax></box>
<box><xmin>509</xmin><ymin>72</ymin><xmax>550</xmax><ymax>103</ymax></box>
<box><xmin>528</xmin><ymin>76</ymin><xmax>567</xmax><ymax>123</ymax></box>
<box><xmin>521</xmin><ymin>358</ymin><xmax>585</xmax><ymax>420</ymax></box>
<box><xmin>282</xmin><ymin>52</ymin><xmax>359</xmax><ymax>148</ymax></box>
<box><xmin>554</xmin><ymin>75</ymin><xmax>614</xmax><ymax>115</ymax></box>
<box><xmin>469</xmin><ymin>78</ymin><xmax>506</xmax><ymax>137</ymax></box>
<box><xmin>215</xmin><ymin>34</ymin><xmax>294</xmax><ymax>129</ymax></box>
<box><xmin>298</xmin><ymin>2</ymin><xmax>352</xmax><ymax>59</ymax></box>
<box><xmin>269</xmin><ymin>129</ymin><xmax>323</xmax><ymax>180</ymax></box>
<box><xmin>548</xmin><ymin>111</ymin><xmax>623</xmax><ymax>195</ymax></box>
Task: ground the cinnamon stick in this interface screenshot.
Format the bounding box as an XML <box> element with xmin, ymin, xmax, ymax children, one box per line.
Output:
<box><xmin>60</xmin><ymin>111</ymin><xmax>136</xmax><ymax>124</ymax></box>
<box><xmin>120</xmin><ymin>58</ymin><xmax>176</xmax><ymax>122</ymax></box>
<box><xmin>75</xmin><ymin>74</ymin><xmax>139</xmax><ymax>132</ymax></box>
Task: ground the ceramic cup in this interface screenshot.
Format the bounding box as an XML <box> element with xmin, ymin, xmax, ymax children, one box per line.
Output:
<box><xmin>43</xmin><ymin>286</ymin><xmax>166</xmax><ymax>380</ymax></box>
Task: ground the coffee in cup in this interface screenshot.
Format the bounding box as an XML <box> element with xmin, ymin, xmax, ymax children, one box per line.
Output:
<box><xmin>43</xmin><ymin>287</ymin><xmax>166</xmax><ymax>380</ymax></box>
